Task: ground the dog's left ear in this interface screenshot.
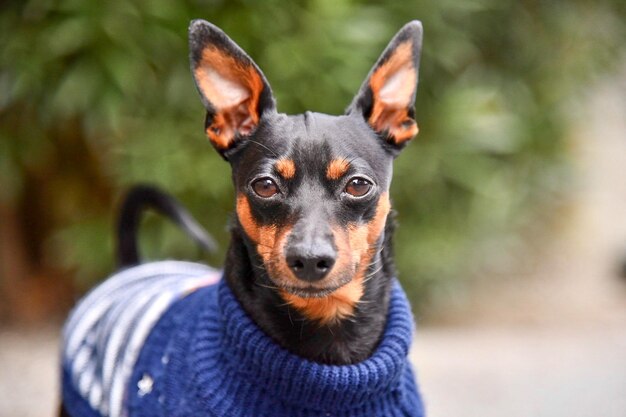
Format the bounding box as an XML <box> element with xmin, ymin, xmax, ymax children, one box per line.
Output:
<box><xmin>347</xmin><ymin>21</ymin><xmax>423</xmax><ymax>152</ymax></box>
<box><xmin>189</xmin><ymin>20</ymin><xmax>275</xmax><ymax>156</ymax></box>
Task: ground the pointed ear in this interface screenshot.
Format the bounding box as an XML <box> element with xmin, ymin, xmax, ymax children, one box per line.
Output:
<box><xmin>189</xmin><ymin>20</ymin><xmax>275</xmax><ymax>155</ymax></box>
<box><xmin>347</xmin><ymin>21</ymin><xmax>423</xmax><ymax>151</ymax></box>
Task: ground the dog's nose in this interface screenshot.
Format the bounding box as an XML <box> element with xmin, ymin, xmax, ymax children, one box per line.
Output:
<box><xmin>286</xmin><ymin>245</ymin><xmax>336</xmax><ymax>282</ymax></box>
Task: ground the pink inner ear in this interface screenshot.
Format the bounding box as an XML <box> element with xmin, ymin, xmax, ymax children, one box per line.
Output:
<box><xmin>197</xmin><ymin>66</ymin><xmax>251</xmax><ymax>110</ymax></box>
<box><xmin>194</xmin><ymin>46</ymin><xmax>264</xmax><ymax>149</ymax></box>
<box><xmin>368</xmin><ymin>41</ymin><xmax>419</xmax><ymax>145</ymax></box>
<box><xmin>378</xmin><ymin>65</ymin><xmax>416</xmax><ymax>107</ymax></box>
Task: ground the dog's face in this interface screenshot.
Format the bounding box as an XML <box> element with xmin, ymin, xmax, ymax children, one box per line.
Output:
<box><xmin>189</xmin><ymin>20</ymin><xmax>422</xmax><ymax>323</ymax></box>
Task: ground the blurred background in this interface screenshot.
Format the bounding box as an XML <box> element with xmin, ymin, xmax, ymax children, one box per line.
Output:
<box><xmin>1</xmin><ymin>0</ymin><xmax>625</xmax><ymax>416</ymax></box>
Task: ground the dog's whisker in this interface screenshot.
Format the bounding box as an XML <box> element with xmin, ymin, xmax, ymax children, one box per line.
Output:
<box><xmin>255</xmin><ymin>282</ymin><xmax>280</xmax><ymax>290</ymax></box>
<box><xmin>248</xmin><ymin>139</ymin><xmax>279</xmax><ymax>158</ymax></box>
<box><xmin>364</xmin><ymin>264</ymin><xmax>384</xmax><ymax>279</ymax></box>
<box><xmin>362</xmin><ymin>264</ymin><xmax>385</xmax><ymax>284</ymax></box>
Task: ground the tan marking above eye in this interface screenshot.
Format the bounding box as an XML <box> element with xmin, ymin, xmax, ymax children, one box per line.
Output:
<box><xmin>275</xmin><ymin>158</ymin><xmax>296</xmax><ymax>179</ymax></box>
<box><xmin>326</xmin><ymin>158</ymin><xmax>350</xmax><ymax>180</ymax></box>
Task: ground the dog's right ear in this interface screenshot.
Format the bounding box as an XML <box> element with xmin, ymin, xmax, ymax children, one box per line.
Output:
<box><xmin>189</xmin><ymin>20</ymin><xmax>275</xmax><ymax>156</ymax></box>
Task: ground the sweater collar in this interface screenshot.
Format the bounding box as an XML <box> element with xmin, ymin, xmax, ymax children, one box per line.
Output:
<box><xmin>193</xmin><ymin>278</ymin><xmax>415</xmax><ymax>412</ymax></box>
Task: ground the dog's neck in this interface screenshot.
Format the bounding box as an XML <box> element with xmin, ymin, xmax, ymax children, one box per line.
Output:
<box><xmin>224</xmin><ymin>216</ymin><xmax>397</xmax><ymax>365</ymax></box>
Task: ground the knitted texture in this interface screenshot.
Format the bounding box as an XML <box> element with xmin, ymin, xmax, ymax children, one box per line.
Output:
<box><xmin>62</xmin><ymin>262</ymin><xmax>424</xmax><ymax>417</ymax></box>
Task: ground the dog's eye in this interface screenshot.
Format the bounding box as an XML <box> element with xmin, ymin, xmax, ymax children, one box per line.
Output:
<box><xmin>252</xmin><ymin>177</ymin><xmax>279</xmax><ymax>198</ymax></box>
<box><xmin>345</xmin><ymin>177</ymin><xmax>372</xmax><ymax>197</ymax></box>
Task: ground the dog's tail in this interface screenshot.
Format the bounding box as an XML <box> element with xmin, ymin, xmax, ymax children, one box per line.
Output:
<box><xmin>116</xmin><ymin>185</ymin><xmax>218</xmax><ymax>268</ymax></box>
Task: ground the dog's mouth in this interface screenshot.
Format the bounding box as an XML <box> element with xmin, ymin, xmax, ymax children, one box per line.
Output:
<box><xmin>263</xmin><ymin>253</ymin><xmax>356</xmax><ymax>299</ymax></box>
<box><xmin>280</xmin><ymin>284</ymin><xmax>344</xmax><ymax>298</ymax></box>
<box><xmin>269</xmin><ymin>267</ymin><xmax>355</xmax><ymax>299</ymax></box>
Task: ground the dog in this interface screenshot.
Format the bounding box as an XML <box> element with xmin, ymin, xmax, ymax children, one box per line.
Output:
<box><xmin>60</xmin><ymin>19</ymin><xmax>425</xmax><ymax>417</ymax></box>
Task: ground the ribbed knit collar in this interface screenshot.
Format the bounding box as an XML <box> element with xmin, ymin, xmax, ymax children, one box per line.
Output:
<box><xmin>192</xmin><ymin>278</ymin><xmax>415</xmax><ymax>412</ymax></box>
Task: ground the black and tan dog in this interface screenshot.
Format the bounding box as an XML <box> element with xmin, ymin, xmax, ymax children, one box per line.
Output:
<box><xmin>61</xmin><ymin>19</ymin><xmax>424</xmax><ymax>417</ymax></box>
<box><xmin>187</xmin><ymin>19</ymin><xmax>422</xmax><ymax>364</ymax></box>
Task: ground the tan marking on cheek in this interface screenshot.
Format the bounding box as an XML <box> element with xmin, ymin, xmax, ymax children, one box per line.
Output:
<box><xmin>326</xmin><ymin>158</ymin><xmax>350</xmax><ymax>180</ymax></box>
<box><xmin>236</xmin><ymin>194</ymin><xmax>278</xmax><ymax>262</ymax></box>
<box><xmin>275</xmin><ymin>158</ymin><xmax>296</xmax><ymax>179</ymax></box>
<box><xmin>235</xmin><ymin>196</ymin><xmax>297</xmax><ymax>287</ymax></box>
<box><xmin>366</xmin><ymin>193</ymin><xmax>391</xmax><ymax>244</ymax></box>
<box><xmin>345</xmin><ymin>192</ymin><xmax>392</xmax><ymax>301</ymax></box>
<box><xmin>332</xmin><ymin>227</ymin><xmax>353</xmax><ymax>271</ymax></box>
<box><xmin>368</xmin><ymin>41</ymin><xmax>419</xmax><ymax>145</ymax></box>
<box><xmin>236</xmin><ymin>194</ymin><xmax>260</xmax><ymax>242</ymax></box>
<box><xmin>348</xmin><ymin>193</ymin><xmax>391</xmax><ymax>267</ymax></box>
<box><xmin>266</xmin><ymin>224</ymin><xmax>292</xmax><ymax>274</ymax></box>
<box><xmin>257</xmin><ymin>225</ymin><xmax>279</xmax><ymax>263</ymax></box>
<box><xmin>347</xmin><ymin>224</ymin><xmax>369</xmax><ymax>265</ymax></box>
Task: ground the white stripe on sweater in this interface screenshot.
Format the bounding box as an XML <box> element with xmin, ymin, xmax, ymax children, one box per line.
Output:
<box><xmin>62</xmin><ymin>261</ymin><xmax>221</xmax><ymax>417</ymax></box>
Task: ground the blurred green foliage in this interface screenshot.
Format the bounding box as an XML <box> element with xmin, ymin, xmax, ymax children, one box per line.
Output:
<box><xmin>1</xmin><ymin>0</ymin><xmax>625</xmax><ymax>306</ymax></box>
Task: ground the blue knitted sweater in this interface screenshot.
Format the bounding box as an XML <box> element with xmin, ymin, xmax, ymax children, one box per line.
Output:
<box><xmin>62</xmin><ymin>261</ymin><xmax>424</xmax><ymax>417</ymax></box>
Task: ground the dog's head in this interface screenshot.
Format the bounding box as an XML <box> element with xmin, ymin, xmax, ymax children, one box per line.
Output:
<box><xmin>189</xmin><ymin>20</ymin><xmax>422</xmax><ymax>323</ymax></box>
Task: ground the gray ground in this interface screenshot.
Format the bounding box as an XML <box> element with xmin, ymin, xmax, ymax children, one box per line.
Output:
<box><xmin>1</xmin><ymin>71</ymin><xmax>625</xmax><ymax>417</ymax></box>
<box><xmin>412</xmin><ymin>324</ymin><xmax>626</xmax><ymax>417</ymax></box>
